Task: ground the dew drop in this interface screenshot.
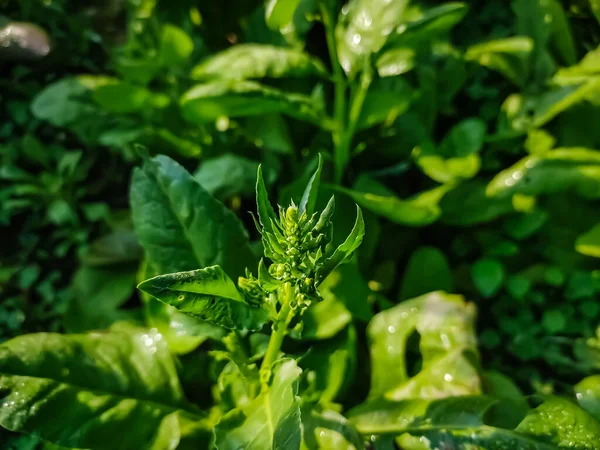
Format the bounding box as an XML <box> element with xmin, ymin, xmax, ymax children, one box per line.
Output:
<box><xmin>388</xmin><ymin>325</ymin><xmax>396</xmax><ymax>334</ymax></box>
<box><xmin>444</xmin><ymin>373</ymin><xmax>454</xmax><ymax>382</ymax></box>
<box><xmin>352</xmin><ymin>33</ymin><xmax>362</xmax><ymax>45</ymax></box>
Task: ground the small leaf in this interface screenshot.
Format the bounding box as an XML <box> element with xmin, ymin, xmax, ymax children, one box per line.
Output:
<box><xmin>159</xmin><ymin>24</ymin><xmax>194</xmax><ymax>67</ymax></box>
<box><xmin>472</xmin><ymin>258</ymin><xmax>505</xmax><ymax>297</ymax></box>
<box><xmin>138</xmin><ymin>266</ymin><xmax>268</xmax><ymax>331</ymax></box>
<box><xmin>265</xmin><ymin>0</ymin><xmax>303</xmax><ymax>30</ymax></box>
<box><xmin>399</xmin><ymin>247</ymin><xmax>453</xmax><ymax>301</ymax></box>
<box><xmin>316</xmin><ymin>206</ymin><xmax>365</xmax><ymax>284</ymax></box>
<box><xmin>191</xmin><ymin>44</ymin><xmax>327</xmax><ymax>80</ymax></box>
<box><xmin>576</xmin><ymin>223</ymin><xmax>600</xmax><ymax>257</ymax></box>
<box><xmin>256</xmin><ymin>165</ymin><xmax>279</xmax><ymax>236</ymax></box>
<box><xmin>180</xmin><ymin>80</ymin><xmax>326</xmax><ymax>126</ymax></box>
<box><xmin>214</xmin><ymin>358</ymin><xmax>302</xmax><ymax>450</ymax></box>
<box><xmin>575</xmin><ymin>375</ymin><xmax>600</xmax><ymax>420</ymax></box>
<box><xmin>299</xmin><ymin>154</ymin><xmax>323</xmax><ymax>216</ymax></box>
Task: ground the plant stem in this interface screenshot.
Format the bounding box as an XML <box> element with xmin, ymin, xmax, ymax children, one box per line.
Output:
<box><xmin>335</xmin><ymin>69</ymin><xmax>372</xmax><ymax>180</ymax></box>
<box><xmin>320</xmin><ymin>3</ymin><xmax>347</xmax><ymax>183</ymax></box>
<box><xmin>259</xmin><ymin>283</ymin><xmax>294</xmax><ymax>390</ymax></box>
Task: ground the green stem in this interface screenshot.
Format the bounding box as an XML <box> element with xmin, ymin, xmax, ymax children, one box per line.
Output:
<box><xmin>320</xmin><ymin>3</ymin><xmax>347</xmax><ymax>183</ymax></box>
<box><xmin>336</xmin><ymin>69</ymin><xmax>372</xmax><ymax>180</ymax></box>
<box><xmin>259</xmin><ymin>283</ymin><xmax>295</xmax><ymax>390</ymax></box>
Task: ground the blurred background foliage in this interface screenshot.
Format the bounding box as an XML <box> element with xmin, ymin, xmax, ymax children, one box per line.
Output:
<box><xmin>3</xmin><ymin>0</ymin><xmax>600</xmax><ymax>447</ymax></box>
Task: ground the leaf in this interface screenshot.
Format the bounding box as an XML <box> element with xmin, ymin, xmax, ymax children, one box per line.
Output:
<box><xmin>297</xmin><ymin>292</ymin><xmax>352</xmax><ymax>340</ymax></box>
<box><xmin>299</xmin><ymin>154</ymin><xmax>322</xmax><ymax>216</ymax></box>
<box><xmin>256</xmin><ymin>165</ymin><xmax>279</xmax><ymax>237</ymax></box>
<box><xmin>300</xmin><ymin>327</ymin><xmax>357</xmax><ymax>405</ymax></box>
<box><xmin>357</xmin><ymin>79</ymin><xmax>414</xmax><ymax>130</ymax></box>
<box><xmin>367</xmin><ymin>291</ymin><xmax>480</xmax><ymax>400</ymax></box>
<box><xmin>333</xmin><ymin>176</ymin><xmax>452</xmax><ymax>226</ymax></box>
<box><xmin>214</xmin><ymin>358</ymin><xmax>302</xmax><ymax>450</ymax></box>
<box><xmin>31</xmin><ymin>78</ymin><xmax>96</xmax><ymax>127</ymax></box>
<box><xmin>465</xmin><ymin>37</ymin><xmax>533</xmax><ymax>86</ymax></box>
<box><xmin>160</xmin><ymin>24</ymin><xmax>194</xmax><ymax>67</ymax></box>
<box><xmin>335</xmin><ymin>0</ymin><xmax>410</xmax><ymax>77</ymax></box>
<box><xmin>0</xmin><ymin>326</ymin><xmax>207</xmax><ymax>450</ymax></box>
<box><xmin>472</xmin><ymin>258</ymin><xmax>505</xmax><ymax>298</ymax></box>
<box><xmin>138</xmin><ymin>266</ymin><xmax>268</xmax><ymax>332</ymax></box>
<box><xmin>438</xmin><ymin>118</ymin><xmax>487</xmax><ymax>157</ymax></box>
<box><xmin>399</xmin><ymin>247</ymin><xmax>453</xmax><ymax>301</ymax></box>
<box><xmin>440</xmin><ymin>180</ymin><xmax>515</xmax><ymax>226</ymax></box>
<box><xmin>319</xmin><ymin>261</ymin><xmax>373</xmax><ymax>322</ymax></box>
<box><xmin>180</xmin><ymin>80</ymin><xmax>326</xmax><ymax>126</ymax></box>
<box><xmin>65</xmin><ymin>266</ymin><xmax>141</xmax><ymax>333</ymax></box>
<box><xmin>315</xmin><ymin>206</ymin><xmax>365</xmax><ymax>284</ymax></box>
<box><xmin>576</xmin><ymin>223</ymin><xmax>600</xmax><ymax>258</ymax></box>
<box><xmin>349</xmin><ymin>395</ymin><xmax>600</xmax><ymax>449</ymax></box>
<box><xmin>591</xmin><ymin>0</ymin><xmax>600</xmax><ymax>25</ymax></box>
<box><xmin>575</xmin><ymin>375</ymin><xmax>600</xmax><ymax>420</ymax></box>
<box><xmin>90</xmin><ymin>80</ymin><xmax>158</xmax><ymax>114</ymax></box>
<box><xmin>79</xmin><ymin>230</ymin><xmax>143</xmax><ymax>267</ymax></box>
<box><xmin>191</xmin><ymin>44</ymin><xmax>327</xmax><ymax>80</ymax></box>
<box><xmin>486</xmin><ymin>148</ymin><xmax>600</xmax><ymax>199</ymax></box>
<box><xmin>301</xmin><ymin>407</ymin><xmax>365</xmax><ymax>450</ymax></box>
<box><xmin>130</xmin><ymin>155</ymin><xmax>256</xmax><ymax>279</ymax></box>
<box><xmin>265</xmin><ymin>0</ymin><xmax>303</xmax><ymax>30</ymax></box>
<box><xmin>194</xmin><ymin>154</ymin><xmax>259</xmax><ymax>199</ymax></box>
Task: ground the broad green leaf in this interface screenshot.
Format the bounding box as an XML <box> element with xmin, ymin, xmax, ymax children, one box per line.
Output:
<box><xmin>0</xmin><ymin>326</ymin><xmax>207</xmax><ymax>450</ymax></box>
<box><xmin>368</xmin><ymin>291</ymin><xmax>479</xmax><ymax>400</ymax></box>
<box><xmin>138</xmin><ymin>266</ymin><xmax>268</xmax><ymax>331</ymax></box>
<box><xmin>191</xmin><ymin>44</ymin><xmax>327</xmax><ymax>80</ymax></box>
<box><xmin>399</xmin><ymin>247</ymin><xmax>453</xmax><ymax>301</ymax></box>
<box><xmin>299</xmin><ymin>154</ymin><xmax>322</xmax><ymax>216</ymax></box>
<box><xmin>382</xmin><ymin>2</ymin><xmax>468</xmax><ymax>52</ymax></box>
<box><xmin>486</xmin><ymin>148</ymin><xmax>600</xmax><ymax>199</ymax></box>
<box><xmin>300</xmin><ymin>326</ymin><xmax>357</xmax><ymax>405</ymax></box>
<box><xmin>575</xmin><ymin>375</ymin><xmax>600</xmax><ymax>420</ymax></box>
<box><xmin>31</xmin><ymin>78</ymin><xmax>96</xmax><ymax>127</ymax></box>
<box><xmin>159</xmin><ymin>24</ymin><xmax>194</xmax><ymax>67</ymax></box>
<box><xmin>315</xmin><ymin>206</ymin><xmax>365</xmax><ymax>284</ymax></box>
<box><xmin>472</xmin><ymin>258</ymin><xmax>505</xmax><ymax>297</ymax></box>
<box><xmin>335</xmin><ymin>0</ymin><xmax>409</xmax><ymax>77</ymax></box>
<box><xmin>180</xmin><ymin>81</ymin><xmax>326</xmax><ymax>126</ymax></box>
<box><xmin>90</xmin><ymin>80</ymin><xmax>158</xmax><ymax>113</ymax></box>
<box><xmin>65</xmin><ymin>266</ymin><xmax>141</xmax><ymax>333</ymax></box>
<box><xmin>301</xmin><ymin>407</ymin><xmax>365</xmax><ymax>450</ymax></box>
<box><xmin>79</xmin><ymin>230</ymin><xmax>142</xmax><ymax>267</ymax></box>
<box><xmin>194</xmin><ymin>154</ymin><xmax>259</xmax><ymax>199</ymax></box>
<box><xmin>576</xmin><ymin>223</ymin><xmax>600</xmax><ymax>257</ymax></box>
<box><xmin>349</xmin><ymin>396</ymin><xmax>600</xmax><ymax>449</ymax></box>
<box><xmin>334</xmin><ymin>177</ymin><xmax>452</xmax><ymax>226</ymax></box>
<box><xmin>440</xmin><ymin>180</ymin><xmax>515</xmax><ymax>226</ymax></box>
<box><xmin>357</xmin><ymin>79</ymin><xmax>414</xmax><ymax>130</ymax></box>
<box><xmin>465</xmin><ymin>37</ymin><xmax>533</xmax><ymax>86</ymax></box>
<box><xmin>265</xmin><ymin>0</ymin><xmax>303</xmax><ymax>30</ymax></box>
<box><xmin>214</xmin><ymin>358</ymin><xmax>302</xmax><ymax>450</ymax></box>
<box><xmin>130</xmin><ymin>155</ymin><xmax>256</xmax><ymax>279</ymax></box>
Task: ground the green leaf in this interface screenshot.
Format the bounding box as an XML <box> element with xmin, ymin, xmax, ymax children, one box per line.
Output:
<box><xmin>65</xmin><ymin>266</ymin><xmax>141</xmax><ymax>333</ymax></box>
<box><xmin>334</xmin><ymin>177</ymin><xmax>452</xmax><ymax>226</ymax></box>
<box><xmin>301</xmin><ymin>407</ymin><xmax>365</xmax><ymax>450</ymax></box>
<box><xmin>130</xmin><ymin>155</ymin><xmax>256</xmax><ymax>279</ymax></box>
<box><xmin>399</xmin><ymin>247</ymin><xmax>453</xmax><ymax>301</ymax></box>
<box><xmin>214</xmin><ymin>358</ymin><xmax>302</xmax><ymax>450</ymax></box>
<box><xmin>297</xmin><ymin>291</ymin><xmax>352</xmax><ymax>340</ymax></box>
<box><xmin>316</xmin><ymin>206</ymin><xmax>365</xmax><ymax>284</ymax></box>
<box><xmin>369</xmin><ymin>291</ymin><xmax>479</xmax><ymax>400</ymax></box>
<box><xmin>576</xmin><ymin>223</ymin><xmax>600</xmax><ymax>257</ymax></box>
<box><xmin>465</xmin><ymin>37</ymin><xmax>533</xmax><ymax>86</ymax></box>
<box><xmin>0</xmin><ymin>326</ymin><xmax>207</xmax><ymax>450</ymax></box>
<box><xmin>191</xmin><ymin>44</ymin><xmax>327</xmax><ymax>80</ymax></box>
<box><xmin>265</xmin><ymin>0</ymin><xmax>303</xmax><ymax>30</ymax></box>
<box><xmin>319</xmin><ymin>261</ymin><xmax>373</xmax><ymax>322</ymax></box>
<box><xmin>31</xmin><ymin>78</ymin><xmax>95</xmax><ymax>127</ymax></box>
<box><xmin>335</xmin><ymin>0</ymin><xmax>409</xmax><ymax>77</ymax></box>
<box><xmin>438</xmin><ymin>118</ymin><xmax>487</xmax><ymax>157</ymax></box>
<box><xmin>487</xmin><ymin>148</ymin><xmax>600</xmax><ymax>199</ymax></box>
<box><xmin>575</xmin><ymin>375</ymin><xmax>600</xmax><ymax>420</ymax></box>
<box><xmin>440</xmin><ymin>180</ymin><xmax>515</xmax><ymax>226</ymax></box>
<box><xmin>180</xmin><ymin>81</ymin><xmax>326</xmax><ymax>126</ymax></box>
<box><xmin>79</xmin><ymin>230</ymin><xmax>142</xmax><ymax>267</ymax></box>
<box><xmin>138</xmin><ymin>266</ymin><xmax>268</xmax><ymax>331</ymax></box>
<box><xmin>159</xmin><ymin>24</ymin><xmax>194</xmax><ymax>67</ymax></box>
<box><xmin>472</xmin><ymin>258</ymin><xmax>505</xmax><ymax>297</ymax></box>
<box><xmin>591</xmin><ymin>0</ymin><xmax>600</xmax><ymax>25</ymax></box>
<box><xmin>256</xmin><ymin>165</ymin><xmax>279</xmax><ymax>237</ymax></box>
<box><xmin>194</xmin><ymin>154</ymin><xmax>259</xmax><ymax>200</ymax></box>
<box><xmin>90</xmin><ymin>80</ymin><xmax>158</xmax><ymax>113</ymax></box>
<box><xmin>299</xmin><ymin>154</ymin><xmax>322</xmax><ymax>216</ymax></box>
<box><xmin>357</xmin><ymin>79</ymin><xmax>414</xmax><ymax>130</ymax></box>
